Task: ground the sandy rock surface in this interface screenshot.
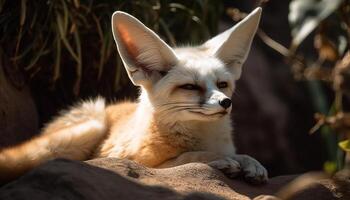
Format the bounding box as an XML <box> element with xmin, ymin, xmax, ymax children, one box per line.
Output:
<box><xmin>87</xmin><ymin>158</ymin><xmax>294</xmax><ymax>199</ymax></box>
<box><xmin>0</xmin><ymin>158</ymin><xmax>349</xmax><ymax>200</ymax></box>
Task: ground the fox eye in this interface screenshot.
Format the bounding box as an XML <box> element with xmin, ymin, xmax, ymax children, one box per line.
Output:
<box><xmin>217</xmin><ymin>81</ymin><xmax>228</xmax><ymax>89</ymax></box>
<box><xmin>179</xmin><ymin>84</ymin><xmax>201</xmax><ymax>90</ymax></box>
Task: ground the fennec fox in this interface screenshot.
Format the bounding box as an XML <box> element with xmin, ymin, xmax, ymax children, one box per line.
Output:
<box><xmin>0</xmin><ymin>8</ymin><xmax>267</xmax><ymax>184</ymax></box>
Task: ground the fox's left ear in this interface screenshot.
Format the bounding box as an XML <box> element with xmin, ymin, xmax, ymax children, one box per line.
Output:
<box><xmin>203</xmin><ymin>7</ymin><xmax>262</xmax><ymax>80</ymax></box>
<box><xmin>111</xmin><ymin>11</ymin><xmax>178</xmax><ymax>88</ymax></box>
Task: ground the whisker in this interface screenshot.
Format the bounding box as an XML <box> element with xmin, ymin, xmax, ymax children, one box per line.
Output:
<box><xmin>157</xmin><ymin>107</ymin><xmax>193</xmax><ymax>119</ymax></box>
<box><xmin>156</xmin><ymin>102</ymin><xmax>199</xmax><ymax>111</ymax></box>
<box><xmin>158</xmin><ymin>103</ymin><xmax>214</xmax><ymax>113</ymax></box>
<box><xmin>156</xmin><ymin>101</ymin><xmax>199</xmax><ymax>107</ymax></box>
<box><xmin>158</xmin><ymin>105</ymin><xmax>198</xmax><ymax>114</ymax></box>
<box><xmin>154</xmin><ymin>101</ymin><xmax>217</xmax><ymax>119</ymax></box>
<box><xmin>158</xmin><ymin>105</ymin><xmax>197</xmax><ymax>113</ymax></box>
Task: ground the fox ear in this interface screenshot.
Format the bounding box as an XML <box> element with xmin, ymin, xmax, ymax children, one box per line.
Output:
<box><xmin>204</xmin><ymin>7</ymin><xmax>262</xmax><ymax>80</ymax></box>
<box><xmin>112</xmin><ymin>11</ymin><xmax>178</xmax><ymax>87</ymax></box>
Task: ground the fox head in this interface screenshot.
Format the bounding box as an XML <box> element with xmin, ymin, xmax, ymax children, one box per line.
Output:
<box><xmin>111</xmin><ymin>8</ymin><xmax>261</xmax><ymax>123</ymax></box>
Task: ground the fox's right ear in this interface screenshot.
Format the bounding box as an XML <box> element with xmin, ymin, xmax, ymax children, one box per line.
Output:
<box><xmin>203</xmin><ymin>7</ymin><xmax>261</xmax><ymax>80</ymax></box>
<box><xmin>111</xmin><ymin>11</ymin><xmax>178</xmax><ymax>88</ymax></box>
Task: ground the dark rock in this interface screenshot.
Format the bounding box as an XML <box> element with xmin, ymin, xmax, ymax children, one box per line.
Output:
<box><xmin>0</xmin><ymin>64</ymin><xmax>38</xmax><ymax>149</ymax></box>
<box><xmin>1</xmin><ymin>158</ymin><xmax>349</xmax><ymax>200</ymax></box>
<box><xmin>0</xmin><ymin>159</ymin><xmax>224</xmax><ymax>200</ymax></box>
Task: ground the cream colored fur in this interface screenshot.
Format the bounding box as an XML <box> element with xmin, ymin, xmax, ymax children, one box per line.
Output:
<box><xmin>0</xmin><ymin>8</ymin><xmax>267</xmax><ymax>184</ymax></box>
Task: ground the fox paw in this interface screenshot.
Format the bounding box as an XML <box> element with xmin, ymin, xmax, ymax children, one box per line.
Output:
<box><xmin>232</xmin><ymin>154</ymin><xmax>268</xmax><ymax>184</ymax></box>
<box><xmin>208</xmin><ymin>157</ymin><xmax>241</xmax><ymax>178</ymax></box>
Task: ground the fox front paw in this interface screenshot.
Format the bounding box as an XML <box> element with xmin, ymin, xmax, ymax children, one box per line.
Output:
<box><xmin>208</xmin><ymin>157</ymin><xmax>241</xmax><ymax>178</ymax></box>
<box><xmin>232</xmin><ymin>154</ymin><xmax>268</xmax><ymax>184</ymax></box>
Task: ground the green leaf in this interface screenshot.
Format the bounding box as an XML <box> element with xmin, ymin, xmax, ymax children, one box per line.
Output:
<box><xmin>323</xmin><ymin>161</ymin><xmax>337</xmax><ymax>174</ymax></box>
<box><xmin>53</xmin><ymin>37</ymin><xmax>62</xmax><ymax>82</ymax></box>
<box><xmin>20</xmin><ymin>0</ymin><xmax>27</xmax><ymax>26</ymax></box>
<box><xmin>56</xmin><ymin>13</ymin><xmax>79</xmax><ymax>62</ymax></box>
<box><xmin>24</xmin><ymin>37</ymin><xmax>49</xmax><ymax>70</ymax></box>
<box><xmin>339</xmin><ymin>140</ymin><xmax>350</xmax><ymax>152</ymax></box>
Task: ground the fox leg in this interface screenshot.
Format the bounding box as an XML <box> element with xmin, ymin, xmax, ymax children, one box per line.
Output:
<box><xmin>157</xmin><ymin>151</ymin><xmax>268</xmax><ymax>184</ymax></box>
<box><xmin>0</xmin><ymin>119</ymin><xmax>106</xmax><ymax>183</ymax></box>
<box><xmin>157</xmin><ymin>151</ymin><xmax>242</xmax><ymax>178</ymax></box>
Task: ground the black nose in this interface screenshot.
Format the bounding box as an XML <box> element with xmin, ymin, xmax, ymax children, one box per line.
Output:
<box><xmin>219</xmin><ymin>98</ymin><xmax>232</xmax><ymax>109</ymax></box>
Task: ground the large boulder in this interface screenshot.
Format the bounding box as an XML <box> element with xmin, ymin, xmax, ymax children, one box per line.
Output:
<box><xmin>1</xmin><ymin>158</ymin><xmax>349</xmax><ymax>199</ymax></box>
<box><xmin>0</xmin><ymin>64</ymin><xmax>38</xmax><ymax>149</ymax></box>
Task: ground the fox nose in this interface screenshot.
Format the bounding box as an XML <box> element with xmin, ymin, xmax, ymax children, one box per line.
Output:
<box><xmin>219</xmin><ymin>98</ymin><xmax>232</xmax><ymax>109</ymax></box>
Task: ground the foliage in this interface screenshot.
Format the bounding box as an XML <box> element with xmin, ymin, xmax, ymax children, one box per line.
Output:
<box><xmin>0</xmin><ymin>0</ymin><xmax>222</xmax><ymax>96</ymax></box>
<box><xmin>339</xmin><ymin>139</ymin><xmax>350</xmax><ymax>152</ymax></box>
<box><xmin>288</xmin><ymin>0</ymin><xmax>350</xmax><ymax>171</ymax></box>
<box><xmin>289</xmin><ymin>0</ymin><xmax>345</xmax><ymax>52</ymax></box>
<box><xmin>233</xmin><ymin>0</ymin><xmax>350</xmax><ymax>172</ymax></box>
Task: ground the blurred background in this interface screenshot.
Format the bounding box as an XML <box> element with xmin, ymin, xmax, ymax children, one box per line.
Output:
<box><xmin>0</xmin><ymin>0</ymin><xmax>349</xmax><ymax>177</ymax></box>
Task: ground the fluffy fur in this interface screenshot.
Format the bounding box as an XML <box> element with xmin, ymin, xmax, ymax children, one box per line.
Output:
<box><xmin>0</xmin><ymin>7</ymin><xmax>268</xmax><ymax>184</ymax></box>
